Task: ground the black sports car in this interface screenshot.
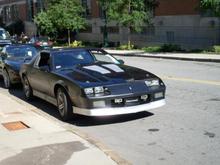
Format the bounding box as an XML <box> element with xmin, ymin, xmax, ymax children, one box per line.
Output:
<box><xmin>0</xmin><ymin>44</ymin><xmax>38</xmax><ymax>88</ymax></box>
<box><xmin>19</xmin><ymin>48</ymin><xmax>166</xmax><ymax>121</ymax></box>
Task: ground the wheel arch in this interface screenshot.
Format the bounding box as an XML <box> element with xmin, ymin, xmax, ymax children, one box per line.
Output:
<box><xmin>54</xmin><ymin>80</ymin><xmax>69</xmax><ymax>97</ymax></box>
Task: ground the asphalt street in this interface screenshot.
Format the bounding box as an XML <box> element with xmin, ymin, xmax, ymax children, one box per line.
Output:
<box><xmin>0</xmin><ymin>57</ymin><xmax>220</xmax><ymax>165</ymax></box>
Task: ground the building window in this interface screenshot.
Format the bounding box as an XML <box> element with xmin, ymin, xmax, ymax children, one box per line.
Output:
<box><xmin>11</xmin><ymin>5</ymin><xmax>19</xmax><ymax>21</ymax></box>
<box><xmin>82</xmin><ymin>0</ymin><xmax>92</xmax><ymax>18</ymax></box>
<box><xmin>36</xmin><ymin>0</ymin><xmax>44</xmax><ymax>13</ymax></box>
<box><xmin>144</xmin><ymin>0</ymin><xmax>157</xmax><ymax>17</ymax></box>
<box><xmin>100</xmin><ymin>26</ymin><xmax>119</xmax><ymax>34</ymax></box>
<box><xmin>166</xmin><ymin>31</ymin><xmax>174</xmax><ymax>43</ymax></box>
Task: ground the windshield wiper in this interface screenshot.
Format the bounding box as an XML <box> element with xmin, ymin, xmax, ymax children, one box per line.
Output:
<box><xmin>58</xmin><ymin>68</ymin><xmax>74</xmax><ymax>71</ymax></box>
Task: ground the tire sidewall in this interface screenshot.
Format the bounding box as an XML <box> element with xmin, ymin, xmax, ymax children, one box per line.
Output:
<box><xmin>56</xmin><ymin>88</ymin><xmax>73</xmax><ymax>121</ymax></box>
<box><xmin>3</xmin><ymin>69</ymin><xmax>11</xmax><ymax>89</ymax></box>
<box><xmin>23</xmin><ymin>76</ymin><xmax>33</xmax><ymax>100</ymax></box>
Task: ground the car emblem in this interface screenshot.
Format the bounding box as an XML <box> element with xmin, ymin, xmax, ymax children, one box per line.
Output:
<box><xmin>129</xmin><ymin>86</ymin><xmax>132</xmax><ymax>90</ymax></box>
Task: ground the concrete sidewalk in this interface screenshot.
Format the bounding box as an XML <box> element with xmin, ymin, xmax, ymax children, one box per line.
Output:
<box><xmin>105</xmin><ymin>49</ymin><xmax>220</xmax><ymax>63</ymax></box>
<box><xmin>0</xmin><ymin>92</ymin><xmax>117</xmax><ymax>165</ymax></box>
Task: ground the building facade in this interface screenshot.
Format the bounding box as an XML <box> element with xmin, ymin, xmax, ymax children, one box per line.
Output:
<box><xmin>78</xmin><ymin>0</ymin><xmax>220</xmax><ymax>49</ymax></box>
<box><xmin>0</xmin><ymin>0</ymin><xmax>42</xmax><ymax>36</ymax></box>
<box><xmin>0</xmin><ymin>0</ymin><xmax>219</xmax><ymax>49</ymax></box>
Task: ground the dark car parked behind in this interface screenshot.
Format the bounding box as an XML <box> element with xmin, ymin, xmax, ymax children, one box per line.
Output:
<box><xmin>0</xmin><ymin>44</ymin><xmax>38</xmax><ymax>88</ymax></box>
<box><xmin>20</xmin><ymin>48</ymin><xmax>166</xmax><ymax>121</ymax></box>
<box><xmin>29</xmin><ymin>36</ymin><xmax>53</xmax><ymax>49</ymax></box>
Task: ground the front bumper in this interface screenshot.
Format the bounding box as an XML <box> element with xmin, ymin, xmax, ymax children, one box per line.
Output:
<box><xmin>8</xmin><ymin>69</ymin><xmax>21</xmax><ymax>84</ymax></box>
<box><xmin>73</xmin><ymin>99</ymin><xmax>165</xmax><ymax>116</ymax></box>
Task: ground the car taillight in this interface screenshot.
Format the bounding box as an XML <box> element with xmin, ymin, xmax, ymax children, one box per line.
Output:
<box><xmin>35</xmin><ymin>41</ymin><xmax>42</xmax><ymax>46</ymax></box>
<box><xmin>48</xmin><ymin>41</ymin><xmax>53</xmax><ymax>46</ymax></box>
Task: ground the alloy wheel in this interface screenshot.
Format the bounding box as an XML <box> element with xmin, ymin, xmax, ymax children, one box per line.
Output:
<box><xmin>56</xmin><ymin>88</ymin><xmax>73</xmax><ymax>121</ymax></box>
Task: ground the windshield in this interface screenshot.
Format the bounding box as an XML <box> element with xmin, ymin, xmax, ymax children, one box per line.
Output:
<box><xmin>90</xmin><ymin>50</ymin><xmax>120</xmax><ymax>64</ymax></box>
<box><xmin>53</xmin><ymin>50</ymin><xmax>95</xmax><ymax>70</ymax></box>
<box><xmin>5</xmin><ymin>46</ymin><xmax>38</xmax><ymax>58</ymax></box>
<box><xmin>0</xmin><ymin>30</ymin><xmax>10</xmax><ymax>40</ymax></box>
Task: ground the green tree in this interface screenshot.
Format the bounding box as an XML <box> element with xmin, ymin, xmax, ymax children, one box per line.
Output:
<box><xmin>97</xmin><ymin>0</ymin><xmax>156</xmax><ymax>47</ymax></box>
<box><xmin>35</xmin><ymin>0</ymin><xmax>86</xmax><ymax>45</ymax></box>
<box><xmin>34</xmin><ymin>11</ymin><xmax>55</xmax><ymax>35</ymax></box>
<box><xmin>200</xmin><ymin>0</ymin><xmax>220</xmax><ymax>16</ymax></box>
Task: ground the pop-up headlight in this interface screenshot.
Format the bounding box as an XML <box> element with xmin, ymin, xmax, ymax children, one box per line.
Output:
<box><xmin>84</xmin><ymin>86</ymin><xmax>105</xmax><ymax>95</ymax></box>
<box><xmin>145</xmin><ymin>79</ymin><xmax>160</xmax><ymax>87</ymax></box>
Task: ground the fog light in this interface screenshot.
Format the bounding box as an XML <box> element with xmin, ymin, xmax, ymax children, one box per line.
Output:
<box><xmin>114</xmin><ymin>98</ymin><xmax>123</xmax><ymax>103</ymax></box>
<box><xmin>154</xmin><ymin>92</ymin><xmax>163</xmax><ymax>99</ymax></box>
<box><xmin>93</xmin><ymin>101</ymin><xmax>105</xmax><ymax>107</ymax></box>
<box><xmin>141</xmin><ymin>95</ymin><xmax>148</xmax><ymax>100</ymax></box>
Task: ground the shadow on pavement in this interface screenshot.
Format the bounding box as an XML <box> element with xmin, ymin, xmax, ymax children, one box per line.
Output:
<box><xmin>0</xmin><ymin>81</ymin><xmax>154</xmax><ymax>126</ymax></box>
<box><xmin>69</xmin><ymin>111</ymin><xmax>154</xmax><ymax>126</ymax></box>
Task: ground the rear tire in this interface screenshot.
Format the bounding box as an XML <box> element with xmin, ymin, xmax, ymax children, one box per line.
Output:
<box><xmin>2</xmin><ymin>69</ymin><xmax>11</xmax><ymax>89</ymax></box>
<box><xmin>22</xmin><ymin>76</ymin><xmax>33</xmax><ymax>100</ymax></box>
<box><xmin>56</xmin><ymin>88</ymin><xmax>73</xmax><ymax>121</ymax></box>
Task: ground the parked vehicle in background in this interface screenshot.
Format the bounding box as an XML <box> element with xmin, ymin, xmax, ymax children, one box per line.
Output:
<box><xmin>20</xmin><ymin>48</ymin><xmax>166</xmax><ymax>121</ymax></box>
<box><xmin>0</xmin><ymin>44</ymin><xmax>38</xmax><ymax>88</ymax></box>
<box><xmin>29</xmin><ymin>36</ymin><xmax>53</xmax><ymax>49</ymax></box>
<box><xmin>0</xmin><ymin>28</ymin><xmax>12</xmax><ymax>47</ymax></box>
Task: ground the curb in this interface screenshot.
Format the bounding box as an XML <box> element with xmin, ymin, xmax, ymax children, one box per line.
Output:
<box><xmin>110</xmin><ymin>53</ymin><xmax>220</xmax><ymax>63</ymax></box>
<box><xmin>6</xmin><ymin>92</ymin><xmax>131</xmax><ymax>165</ymax></box>
<box><xmin>65</xmin><ymin>127</ymin><xmax>131</xmax><ymax>165</ymax></box>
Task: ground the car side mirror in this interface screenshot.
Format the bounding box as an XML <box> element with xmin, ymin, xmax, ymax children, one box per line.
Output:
<box><xmin>118</xmin><ymin>59</ymin><xmax>124</xmax><ymax>65</ymax></box>
<box><xmin>39</xmin><ymin>65</ymin><xmax>50</xmax><ymax>72</ymax></box>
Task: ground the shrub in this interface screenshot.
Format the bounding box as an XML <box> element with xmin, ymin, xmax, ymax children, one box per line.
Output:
<box><xmin>213</xmin><ymin>45</ymin><xmax>220</xmax><ymax>54</ymax></box>
<box><xmin>118</xmin><ymin>43</ymin><xmax>134</xmax><ymax>50</ymax></box>
<box><xmin>160</xmin><ymin>44</ymin><xmax>182</xmax><ymax>52</ymax></box>
<box><xmin>69</xmin><ymin>40</ymin><xmax>84</xmax><ymax>47</ymax></box>
<box><xmin>142</xmin><ymin>44</ymin><xmax>182</xmax><ymax>53</ymax></box>
<box><xmin>142</xmin><ymin>46</ymin><xmax>161</xmax><ymax>52</ymax></box>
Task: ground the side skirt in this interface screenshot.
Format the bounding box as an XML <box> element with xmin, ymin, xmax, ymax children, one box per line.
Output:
<box><xmin>33</xmin><ymin>90</ymin><xmax>57</xmax><ymax>106</ymax></box>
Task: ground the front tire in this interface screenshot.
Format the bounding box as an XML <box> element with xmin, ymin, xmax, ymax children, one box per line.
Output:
<box><xmin>22</xmin><ymin>76</ymin><xmax>33</xmax><ymax>100</ymax></box>
<box><xmin>56</xmin><ymin>88</ymin><xmax>73</xmax><ymax>121</ymax></box>
<box><xmin>2</xmin><ymin>69</ymin><xmax>11</xmax><ymax>89</ymax></box>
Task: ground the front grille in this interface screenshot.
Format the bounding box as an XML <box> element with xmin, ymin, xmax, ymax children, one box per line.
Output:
<box><xmin>110</xmin><ymin>95</ymin><xmax>151</xmax><ymax>107</ymax></box>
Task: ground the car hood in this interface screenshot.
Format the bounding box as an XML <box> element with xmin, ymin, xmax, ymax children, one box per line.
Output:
<box><xmin>5</xmin><ymin>57</ymin><xmax>32</xmax><ymax>72</ymax></box>
<box><xmin>57</xmin><ymin>62</ymin><xmax>158</xmax><ymax>86</ymax></box>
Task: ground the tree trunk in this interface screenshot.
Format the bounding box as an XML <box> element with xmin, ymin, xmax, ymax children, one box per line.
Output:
<box><xmin>128</xmin><ymin>34</ymin><xmax>131</xmax><ymax>49</ymax></box>
<box><xmin>128</xmin><ymin>0</ymin><xmax>131</xmax><ymax>49</ymax></box>
<box><xmin>103</xmin><ymin>8</ymin><xmax>108</xmax><ymax>47</ymax></box>
<box><xmin>68</xmin><ymin>29</ymin><xmax>71</xmax><ymax>46</ymax></box>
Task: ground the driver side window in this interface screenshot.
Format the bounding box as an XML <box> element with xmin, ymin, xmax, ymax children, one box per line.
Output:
<box><xmin>34</xmin><ymin>52</ymin><xmax>50</xmax><ymax>68</ymax></box>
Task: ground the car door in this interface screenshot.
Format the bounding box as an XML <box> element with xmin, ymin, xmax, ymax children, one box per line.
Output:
<box><xmin>28</xmin><ymin>52</ymin><xmax>52</xmax><ymax>95</ymax></box>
